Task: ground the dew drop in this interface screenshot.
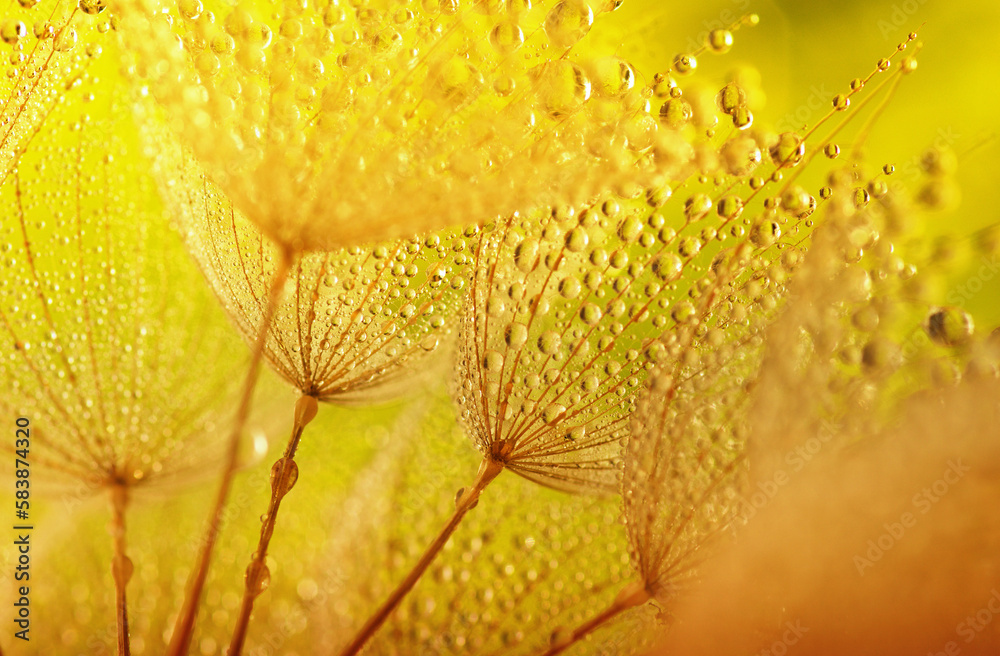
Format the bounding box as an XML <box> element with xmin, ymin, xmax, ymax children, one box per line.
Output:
<box><xmin>542</xmin><ymin>403</ymin><xmax>567</xmax><ymax>423</ymax></box>
<box><xmin>579</xmin><ymin>303</ymin><xmax>602</xmax><ymax>326</ymax></box>
<box><xmin>505</xmin><ymin>323</ymin><xmax>528</xmax><ymax>349</ymax></box>
<box><xmin>926</xmin><ymin>307</ymin><xmax>974</xmax><ymax>347</ymax></box>
<box><xmin>270</xmin><ymin>457</ymin><xmax>299</xmax><ymax>498</ymax></box>
<box><xmin>706</xmin><ymin>29</ymin><xmax>733</xmax><ymax>54</ymax></box>
<box><xmin>543</xmin><ymin>0</ymin><xmax>594</xmax><ymax>48</ymax></box>
<box><xmin>483</xmin><ymin>350</ymin><xmax>506</xmax><ymax>372</ymax></box>
<box><xmin>245</xmin><ymin>560</ymin><xmax>270</xmax><ymax>598</ymax></box>
<box><xmin>564</xmin><ymin>227</ymin><xmax>589</xmax><ymax>253</ymax></box>
<box><xmin>537</xmin><ymin>331</ymin><xmax>562</xmax><ymax>356</ymax></box>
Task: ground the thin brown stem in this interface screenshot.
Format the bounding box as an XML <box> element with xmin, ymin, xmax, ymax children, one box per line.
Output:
<box><xmin>167</xmin><ymin>248</ymin><xmax>293</xmax><ymax>656</ymax></box>
<box><xmin>336</xmin><ymin>457</ymin><xmax>506</xmax><ymax>656</ymax></box>
<box><xmin>540</xmin><ymin>581</ymin><xmax>650</xmax><ymax>656</ymax></box>
<box><xmin>227</xmin><ymin>394</ymin><xmax>320</xmax><ymax>656</ymax></box>
<box><xmin>109</xmin><ymin>483</ymin><xmax>132</xmax><ymax>656</ymax></box>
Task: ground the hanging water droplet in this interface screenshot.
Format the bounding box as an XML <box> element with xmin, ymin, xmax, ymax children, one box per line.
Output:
<box><xmin>270</xmin><ymin>457</ymin><xmax>299</xmax><ymax>498</ymax></box>
<box><xmin>245</xmin><ymin>560</ymin><xmax>271</xmax><ymax>597</ymax></box>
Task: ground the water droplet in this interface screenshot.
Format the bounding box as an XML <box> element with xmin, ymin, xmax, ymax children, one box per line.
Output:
<box><xmin>579</xmin><ymin>303</ymin><xmax>602</xmax><ymax>326</ymax></box>
<box><xmin>716</xmin><ymin>83</ymin><xmax>745</xmax><ymax>115</ymax></box>
<box><xmin>270</xmin><ymin>457</ymin><xmax>299</xmax><ymax>498</ymax></box>
<box><xmin>78</xmin><ymin>0</ymin><xmax>107</xmax><ymax>15</ymax></box>
<box><xmin>489</xmin><ymin>20</ymin><xmax>524</xmax><ymax>53</ymax></box>
<box><xmin>483</xmin><ymin>350</ymin><xmax>505</xmax><ymax>372</ymax></box>
<box><xmin>537</xmin><ymin>331</ymin><xmax>562</xmax><ymax>356</ymax></box>
<box><xmin>926</xmin><ymin>307</ymin><xmax>974</xmax><ymax>347</ymax></box>
<box><xmin>245</xmin><ymin>560</ymin><xmax>271</xmax><ymax>598</ymax></box>
<box><xmin>53</xmin><ymin>26</ymin><xmax>77</xmax><ymax>51</ymax></box>
<box><xmin>716</xmin><ymin>195</ymin><xmax>744</xmax><ymax>221</ymax></box>
<box><xmin>543</xmin><ymin>0</ymin><xmax>594</xmax><ymax>48</ymax></box>
<box><xmin>652</xmin><ymin>253</ymin><xmax>683</xmax><ymax>282</ymax></box>
<box><xmin>673</xmin><ymin>53</ymin><xmax>697</xmax><ymax>75</ymax></box>
<box><xmin>178</xmin><ymin>0</ymin><xmax>203</xmax><ymax>20</ymax></box>
<box><xmin>770</xmin><ymin>132</ymin><xmax>805</xmax><ymax>167</ymax></box>
<box><xmin>542</xmin><ymin>403</ymin><xmax>566</xmax><ymax>424</ymax></box>
<box><xmin>706</xmin><ymin>28</ymin><xmax>733</xmax><ymax>54</ymax></box>
<box><xmin>564</xmin><ymin>227</ymin><xmax>589</xmax><ymax>253</ymax></box>
<box><xmin>684</xmin><ymin>194</ymin><xmax>712</xmax><ymax>221</ymax></box>
<box><xmin>1</xmin><ymin>21</ymin><xmax>27</xmax><ymax>45</ymax></box>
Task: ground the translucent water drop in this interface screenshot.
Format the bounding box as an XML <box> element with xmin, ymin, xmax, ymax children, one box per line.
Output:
<box><xmin>926</xmin><ymin>307</ymin><xmax>974</xmax><ymax>347</ymax></box>
<box><xmin>652</xmin><ymin>253</ymin><xmax>683</xmax><ymax>282</ymax></box>
<box><xmin>543</xmin><ymin>0</ymin><xmax>594</xmax><ymax>48</ymax></box>
<box><xmin>78</xmin><ymin>0</ymin><xmax>106</xmax><ymax>14</ymax></box>
<box><xmin>245</xmin><ymin>561</ymin><xmax>271</xmax><ymax>598</ymax></box>
<box><xmin>731</xmin><ymin>106</ymin><xmax>753</xmax><ymax>130</ymax></box>
<box><xmin>656</xmin><ymin>97</ymin><xmax>690</xmax><ymax>129</ymax></box>
<box><xmin>489</xmin><ymin>20</ymin><xmax>524</xmax><ymax>53</ymax></box>
<box><xmin>716</xmin><ymin>83</ymin><xmax>745</xmax><ymax>115</ymax></box>
<box><xmin>178</xmin><ymin>0</ymin><xmax>203</xmax><ymax>20</ymax></box>
<box><xmin>53</xmin><ymin>26</ymin><xmax>77</xmax><ymax>51</ymax></box>
<box><xmin>673</xmin><ymin>53</ymin><xmax>697</xmax><ymax>75</ymax></box>
<box><xmin>565</xmin><ymin>227</ymin><xmax>589</xmax><ymax>253</ymax></box>
<box><xmin>558</xmin><ymin>276</ymin><xmax>582</xmax><ymax>299</ymax></box>
<box><xmin>537</xmin><ymin>331</ymin><xmax>562</xmax><ymax>356</ymax></box>
<box><xmin>684</xmin><ymin>194</ymin><xmax>712</xmax><ymax>221</ymax></box>
<box><xmin>483</xmin><ymin>350</ymin><xmax>505</xmax><ymax>372</ymax></box>
<box><xmin>1</xmin><ymin>21</ymin><xmax>27</xmax><ymax>45</ymax></box>
<box><xmin>505</xmin><ymin>323</ymin><xmax>528</xmax><ymax>349</ymax></box>
<box><xmin>589</xmin><ymin>57</ymin><xmax>635</xmax><ymax>96</ymax></box>
<box><xmin>716</xmin><ymin>195</ymin><xmax>744</xmax><ymax>221</ymax></box>
<box><xmin>579</xmin><ymin>303</ymin><xmax>602</xmax><ymax>326</ymax></box>
<box><xmin>543</xmin><ymin>403</ymin><xmax>566</xmax><ymax>423</ymax></box>
<box><xmin>270</xmin><ymin>457</ymin><xmax>299</xmax><ymax>498</ymax></box>
<box><xmin>514</xmin><ymin>239</ymin><xmax>540</xmax><ymax>272</ymax></box>
<box><xmin>539</xmin><ymin>60</ymin><xmax>591</xmax><ymax>117</ymax></box>
<box><xmin>678</xmin><ymin>237</ymin><xmax>701</xmax><ymax>258</ymax></box>
<box><xmin>832</xmin><ymin>93</ymin><xmax>850</xmax><ymax>110</ymax></box>
<box><xmin>770</xmin><ymin>132</ymin><xmax>804</xmax><ymax>167</ymax></box>
<box><xmin>706</xmin><ymin>28</ymin><xmax>733</xmax><ymax>53</ymax></box>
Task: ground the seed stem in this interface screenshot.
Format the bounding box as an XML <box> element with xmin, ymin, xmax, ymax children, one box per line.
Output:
<box><xmin>166</xmin><ymin>247</ymin><xmax>293</xmax><ymax>656</ymax></box>
<box><xmin>109</xmin><ymin>483</ymin><xmax>132</xmax><ymax>656</ymax></box>
<box><xmin>539</xmin><ymin>581</ymin><xmax>649</xmax><ymax>656</ymax></box>
<box><xmin>227</xmin><ymin>394</ymin><xmax>319</xmax><ymax>656</ymax></box>
<box><xmin>336</xmin><ymin>457</ymin><xmax>506</xmax><ymax>656</ymax></box>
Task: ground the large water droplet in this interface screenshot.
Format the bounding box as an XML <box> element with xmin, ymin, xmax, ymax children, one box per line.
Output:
<box><xmin>270</xmin><ymin>457</ymin><xmax>299</xmax><ymax>498</ymax></box>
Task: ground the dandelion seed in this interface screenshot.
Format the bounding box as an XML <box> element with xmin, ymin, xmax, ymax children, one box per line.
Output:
<box><xmin>148</xmin><ymin>134</ymin><xmax>475</xmax><ymax>653</ymax></box>
<box><xmin>0</xmin><ymin>76</ymin><xmax>245</xmax><ymax>656</ymax></box>
<box><xmin>332</xmin><ymin>20</ymin><xmax>937</xmax><ymax>654</ymax></box>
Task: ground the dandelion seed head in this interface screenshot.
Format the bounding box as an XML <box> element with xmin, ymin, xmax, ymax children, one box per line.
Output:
<box><xmin>153</xmin><ymin>131</ymin><xmax>474</xmax><ymax>403</ymax></box>
<box><xmin>117</xmin><ymin>0</ymin><xmax>675</xmax><ymax>252</ymax></box>
<box><xmin>0</xmin><ymin>79</ymin><xmax>245</xmax><ymax>491</ymax></box>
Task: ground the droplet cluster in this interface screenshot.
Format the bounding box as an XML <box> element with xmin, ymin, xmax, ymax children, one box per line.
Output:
<box><xmin>155</xmin><ymin>134</ymin><xmax>474</xmax><ymax>402</ymax></box>
<box><xmin>0</xmin><ymin>75</ymin><xmax>245</xmax><ymax>490</ymax></box>
<box><xmin>1</xmin><ymin>0</ymin><xmax>109</xmax><ymax>190</ymax></box>
<box><xmin>117</xmin><ymin>0</ymin><xmax>676</xmax><ymax>252</ymax></box>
